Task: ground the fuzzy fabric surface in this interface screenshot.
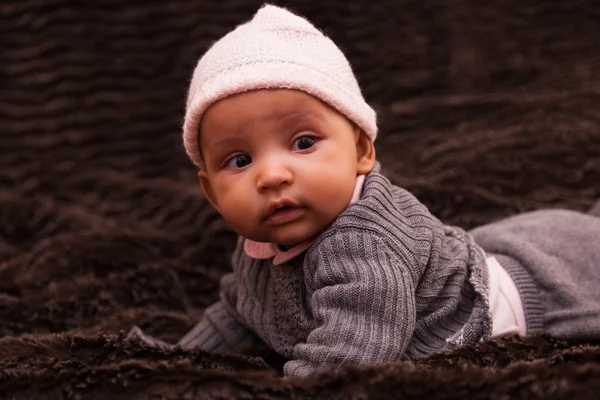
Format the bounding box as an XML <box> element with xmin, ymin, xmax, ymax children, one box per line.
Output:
<box><xmin>1</xmin><ymin>0</ymin><xmax>600</xmax><ymax>398</ymax></box>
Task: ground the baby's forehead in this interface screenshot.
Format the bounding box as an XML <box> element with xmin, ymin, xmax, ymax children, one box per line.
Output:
<box><xmin>201</xmin><ymin>91</ymin><xmax>332</xmax><ymax>134</ymax></box>
<box><xmin>227</xmin><ymin>108</ymin><xmax>325</xmax><ymax>129</ymax></box>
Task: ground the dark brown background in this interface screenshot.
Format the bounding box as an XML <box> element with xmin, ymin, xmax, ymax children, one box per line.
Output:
<box><xmin>1</xmin><ymin>0</ymin><xmax>599</xmax><ymax>398</ymax></box>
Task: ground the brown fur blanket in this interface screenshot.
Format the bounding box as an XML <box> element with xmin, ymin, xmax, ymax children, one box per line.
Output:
<box><xmin>1</xmin><ymin>0</ymin><xmax>599</xmax><ymax>398</ymax></box>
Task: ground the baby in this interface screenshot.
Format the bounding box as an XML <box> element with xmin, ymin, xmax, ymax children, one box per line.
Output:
<box><xmin>129</xmin><ymin>4</ymin><xmax>600</xmax><ymax>378</ymax></box>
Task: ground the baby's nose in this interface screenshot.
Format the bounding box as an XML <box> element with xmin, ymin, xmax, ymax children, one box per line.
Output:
<box><xmin>256</xmin><ymin>160</ymin><xmax>294</xmax><ymax>190</ymax></box>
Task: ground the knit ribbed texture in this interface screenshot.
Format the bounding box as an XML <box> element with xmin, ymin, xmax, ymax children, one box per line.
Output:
<box><xmin>182</xmin><ymin>4</ymin><xmax>377</xmax><ymax>167</ymax></box>
<box><xmin>178</xmin><ymin>168</ymin><xmax>493</xmax><ymax>377</ymax></box>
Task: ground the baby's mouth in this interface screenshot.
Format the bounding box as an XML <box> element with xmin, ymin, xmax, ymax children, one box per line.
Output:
<box><xmin>265</xmin><ymin>203</ymin><xmax>305</xmax><ymax>226</ymax></box>
<box><xmin>274</xmin><ymin>205</ymin><xmax>293</xmax><ymax>213</ymax></box>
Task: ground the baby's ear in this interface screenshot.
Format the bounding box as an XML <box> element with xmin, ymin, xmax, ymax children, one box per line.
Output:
<box><xmin>355</xmin><ymin>126</ymin><xmax>376</xmax><ymax>175</ymax></box>
<box><xmin>197</xmin><ymin>170</ymin><xmax>221</xmax><ymax>212</ymax></box>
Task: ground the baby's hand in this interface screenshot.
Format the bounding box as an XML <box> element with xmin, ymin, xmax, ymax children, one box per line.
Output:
<box><xmin>126</xmin><ymin>325</ymin><xmax>176</xmax><ymax>351</ymax></box>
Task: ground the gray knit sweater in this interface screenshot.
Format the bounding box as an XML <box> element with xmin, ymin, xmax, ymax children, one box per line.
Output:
<box><xmin>179</xmin><ymin>168</ymin><xmax>493</xmax><ymax>377</ymax></box>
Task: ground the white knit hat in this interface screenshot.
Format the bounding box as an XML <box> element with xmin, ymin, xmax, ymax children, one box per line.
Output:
<box><xmin>182</xmin><ymin>4</ymin><xmax>378</xmax><ymax>167</ymax></box>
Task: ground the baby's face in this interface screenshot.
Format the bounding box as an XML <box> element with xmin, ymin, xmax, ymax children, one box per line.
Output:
<box><xmin>197</xmin><ymin>89</ymin><xmax>374</xmax><ymax>248</ymax></box>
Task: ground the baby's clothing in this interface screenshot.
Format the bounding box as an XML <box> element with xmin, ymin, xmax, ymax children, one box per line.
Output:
<box><xmin>178</xmin><ymin>165</ymin><xmax>600</xmax><ymax>377</ymax></box>
<box><xmin>242</xmin><ymin>173</ymin><xmax>526</xmax><ymax>340</ymax></box>
<box><xmin>180</xmin><ymin>165</ymin><xmax>496</xmax><ymax>377</ymax></box>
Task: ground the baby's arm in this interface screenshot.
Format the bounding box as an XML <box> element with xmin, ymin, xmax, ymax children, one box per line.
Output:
<box><xmin>178</xmin><ymin>272</ymin><xmax>258</xmax><ymax>352</ymax></box>
<box><xmin>284</xmin><ymin>231</ymin><xmax>417</xmax><ymax>377</ymax></box>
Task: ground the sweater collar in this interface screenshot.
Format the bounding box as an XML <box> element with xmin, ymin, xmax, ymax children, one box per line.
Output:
<box><xmin>244</xmin><ymin>174</ymin><xmax>366</xmax><ymax>265</ymax></box>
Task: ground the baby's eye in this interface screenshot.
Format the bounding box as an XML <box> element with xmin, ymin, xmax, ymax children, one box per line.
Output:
<box><xmin>292</xmin><ymin>136</ymin><xmax>316</xmax><ymax>151</ymax></box>
<box><xmin>226</xmin><ymin>154</ymin><xmax>252</xmax><ymax>169</ymax></box>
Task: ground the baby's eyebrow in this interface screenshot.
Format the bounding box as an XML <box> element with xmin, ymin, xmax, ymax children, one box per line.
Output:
<box><xmin>273</xmin><ymin>110</ymin><xmax>326</xmax><ymax>127</ymax></box>
<box><xmin>211</xmin><ymin>136</ymin><xmax>242</xmax><ymax>150</ymax></box>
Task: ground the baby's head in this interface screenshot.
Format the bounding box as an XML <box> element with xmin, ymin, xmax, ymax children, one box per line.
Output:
<box><xmin>182</xmin><ymin>5</ymin><xmax>377</xmax><ymax>248</ymax></box>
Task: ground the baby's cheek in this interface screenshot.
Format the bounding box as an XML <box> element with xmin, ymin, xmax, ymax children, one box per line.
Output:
<box><xmin>312</xmin><ymin>174</ymin><xmax>354</xmax><ymax>217</ymax></box>
<box><xmin>219</xmin><ymin>190</ymin><xmax>256</xmax><ymax>229</ymax></box>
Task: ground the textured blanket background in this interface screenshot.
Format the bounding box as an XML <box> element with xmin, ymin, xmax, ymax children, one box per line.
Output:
<box><xmin>1</xmin><ymin>0</ymin><xmax>600</xmax><ymax>398</ymax></box>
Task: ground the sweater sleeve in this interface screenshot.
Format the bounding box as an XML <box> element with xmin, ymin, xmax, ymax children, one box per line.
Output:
<box><xmin>178</xmin><ymin>272</ymin><xmax>257</xmax><ymax>352</ymax></box>
<box><xmin>284</xmin><ymin>230</ymin><xmax>417</xmax><ymax>377</ymax></box>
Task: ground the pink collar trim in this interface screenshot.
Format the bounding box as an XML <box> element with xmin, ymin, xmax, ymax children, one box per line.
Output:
<box><xmin>243</xmin><ymin>174</ymin><xmax>366</xmax><ymax>265</ymax></box>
